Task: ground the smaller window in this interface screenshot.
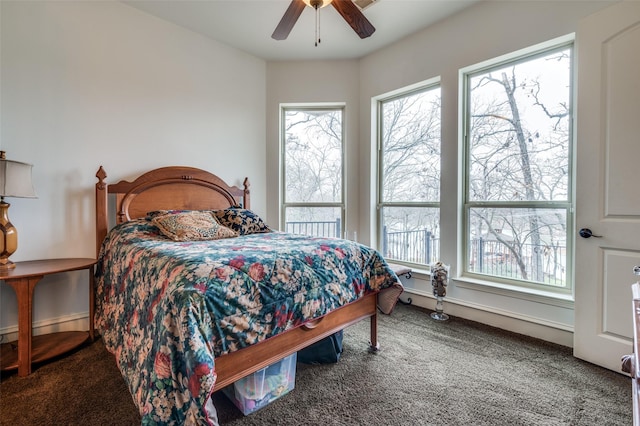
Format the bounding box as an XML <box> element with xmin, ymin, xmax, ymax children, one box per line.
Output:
<box><xmin>281</xmin><ymin>107</ymin><xmax>345</xmax><ymax>238</ymax></box>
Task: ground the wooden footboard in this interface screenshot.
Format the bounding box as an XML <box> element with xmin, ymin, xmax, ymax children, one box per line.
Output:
<box><xmin>213</xmin><ymin>292</ymin><xmax>379</xmax><ymax>391</ymax></box>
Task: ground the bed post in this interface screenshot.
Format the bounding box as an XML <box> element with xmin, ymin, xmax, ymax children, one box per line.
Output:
<box><xmin>369</xmin><ymin>307</ymin><xmax>380</xmax><ymax>352</ymax></box>
<box><xmin>243</xmin><ymin>177</ymin><xmax>251</xmax><ymax>210</ymax></box>
<box><xmin>96</xmin><ymin>167</ymin><xmax>108</xmax><ymax>258</ymax></box>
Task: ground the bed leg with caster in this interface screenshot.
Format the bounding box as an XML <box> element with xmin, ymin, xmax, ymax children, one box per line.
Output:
<box><xmin>368</xmin><ymin>312</ymin><xmax>380</xmax><ymax>353</ymax></box>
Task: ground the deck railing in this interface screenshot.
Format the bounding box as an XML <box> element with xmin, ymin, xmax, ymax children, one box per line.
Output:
<box><xmin>285</xmin><ymin>219</ymin><xmax>341</xmax><ymax>238</ymax></box>
<box><xmin>285</xmin><ymin>220</ymin><xmax>566</xmax><ymax>284</ymax></box>
<box><xmin>383</xmin><ymin>227</ymin><xmax>439</xmax><ymax>265</ymax></box>
<box><xmin>468</xmin><ymin>238</ymin><xmax>566</xmax><ymax>285</ymax></box>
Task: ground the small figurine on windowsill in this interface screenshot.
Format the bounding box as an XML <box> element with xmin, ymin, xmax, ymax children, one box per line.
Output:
<box><xmin>430</xmin><ymin>261</ymin><xmax>450</xmax><ymax>321</ymax></box>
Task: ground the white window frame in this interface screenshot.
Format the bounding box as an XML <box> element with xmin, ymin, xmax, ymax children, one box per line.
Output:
<box><xmin>459</xmin><ymin>34</ymin><xmax>576</xmax><ymax>296</ymax></box>
<box><xmin>374</xmin><ymin>78</ymin><xmax>442</xmax><ymax>269</ymax></box>
<box><xmin>280</xmin><ymin>104</ymin><xmax>346</xmax><ymax>238</ymax></box>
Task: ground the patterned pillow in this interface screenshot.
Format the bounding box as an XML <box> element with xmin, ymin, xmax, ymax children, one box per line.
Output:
<box><xmin>212</xmin><ymin>208</ymin><xmax>271</xmax><ymax>235</ymax></box>
<box><xmin>151</xmin><ymin>211</ymin><xmax>238</xmax><ymax>241</ymax></box>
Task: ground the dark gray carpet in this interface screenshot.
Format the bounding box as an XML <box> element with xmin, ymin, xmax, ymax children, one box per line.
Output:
<box><xmin>0</xmin><ymin>304</ymin><xmax>631</xmax><ymax>425</ymax></box>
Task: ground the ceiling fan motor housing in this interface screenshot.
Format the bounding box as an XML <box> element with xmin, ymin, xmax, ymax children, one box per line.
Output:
<box><xmin>303</xmin><ymin>0</ymin><xmax>332</xmax><ymax>9</ymax></box>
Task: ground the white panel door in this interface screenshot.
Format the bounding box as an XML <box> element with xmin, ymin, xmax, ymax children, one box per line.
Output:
<box><xmin>574</xmin><ymin>1</ymin><xmax>640</xmax><ymax>372</ymax></box>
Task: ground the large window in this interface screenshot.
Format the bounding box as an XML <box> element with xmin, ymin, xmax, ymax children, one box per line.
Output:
<box><xmin>378</xmin><ymin>83</ymin><xmax>441</xmax><ymax>267</ymax></box>
<box><xmin>462</xmin><ymin>39</ymin><xmax>574</xmax><ymax>292</ymax></box>
<box><xmin>281</xmin><ymin>106</ymin><xmax>344</xmax><ymax>238</ymax></box>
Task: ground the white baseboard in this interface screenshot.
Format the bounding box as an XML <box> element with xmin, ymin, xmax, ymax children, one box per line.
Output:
<box><xmin>398</xmin><ymin>289</ymin><xmax>574</xmax><ymax>348</ymax></box>
<box><xmin>0</xmin><ymin>312</ymin><xmax>90</xmax><ymax>344</ymax></box>
<box><xmin>1</xmin><ymin>293</ymin><xmax>574</xmax><ymax>349</ymax></box>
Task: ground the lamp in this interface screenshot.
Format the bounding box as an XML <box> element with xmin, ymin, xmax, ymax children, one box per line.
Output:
<box><xmin>0</xmin><ymin>151</ymin><xmax>37</xmax><ymax>271</ymax></box>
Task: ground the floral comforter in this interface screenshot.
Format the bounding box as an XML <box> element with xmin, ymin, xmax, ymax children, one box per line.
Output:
<box><xmin>95</xmin><ymin>219</ymin><xmax>402</xmax><ymax>425</ymax></box>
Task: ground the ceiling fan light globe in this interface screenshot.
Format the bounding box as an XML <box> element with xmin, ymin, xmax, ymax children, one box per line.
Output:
<box><xmin>302</xmin><ymin>0</ymin><xmax>333</xmax><ymax>9</ymax></box>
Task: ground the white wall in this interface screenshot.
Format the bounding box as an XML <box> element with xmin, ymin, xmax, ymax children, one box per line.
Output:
<box><xmin>0</xmin><ymin>1</ymin><xmax>266</xmax><ymax>339</ymax></box>
<box><xmin>265</xmin><ymin>60</ymin><xmax>360</xmax><ymax>235</ymax></box>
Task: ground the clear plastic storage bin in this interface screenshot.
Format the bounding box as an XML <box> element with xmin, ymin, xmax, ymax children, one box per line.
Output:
<box><xmin>222</xmin><ymin>353</ymin><xmax>297</xmax><ymax>415</ymax></box>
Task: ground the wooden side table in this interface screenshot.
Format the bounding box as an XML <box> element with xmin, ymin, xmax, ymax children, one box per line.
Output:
<box><xmin>0</xmin><ymin>258</ymin><xmax>97</xmax><ymax>376</ymax></box>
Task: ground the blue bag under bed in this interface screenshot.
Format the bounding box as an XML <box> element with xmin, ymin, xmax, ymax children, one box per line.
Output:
<box><xmin>297</xmin><ymin>330</ymin><xmax>344</xmax><ymax>364</ymax></box>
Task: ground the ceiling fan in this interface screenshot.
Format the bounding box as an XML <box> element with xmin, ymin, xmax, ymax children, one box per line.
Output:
<box><xmin>272</xmin><ymin>0</ymin><xmax>376</xmax><ymax>42</ymax></box>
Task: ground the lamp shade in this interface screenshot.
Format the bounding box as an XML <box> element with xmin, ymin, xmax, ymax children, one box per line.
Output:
<box><xmin>0</xmin><ymin>155</ymin><xmax>37</xmax><ymax>198</ymax></box>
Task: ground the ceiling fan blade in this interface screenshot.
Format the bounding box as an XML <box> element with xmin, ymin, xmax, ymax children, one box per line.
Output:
<box><xmin>272</xmin><ymin>0</ymin><xmax>306</xmax><ymax>40</ymax></box>
<box><xmin>331</xmin><ymin>0</ymin><xmax>376</xmax><ymax>39</ymax></box>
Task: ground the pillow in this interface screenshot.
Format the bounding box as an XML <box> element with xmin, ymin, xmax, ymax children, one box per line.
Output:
<box><xmin>151</xmin><ymin>211</ymin><xmax>238</xmax><ymax>241</ymax></box>
<box><xmin>212</xmin><ymin>208</ymin><xmax>271</xmax><ymax>235</ymax></box>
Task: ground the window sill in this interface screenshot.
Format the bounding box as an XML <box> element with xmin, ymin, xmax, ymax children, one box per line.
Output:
<box><xmin>454</xmin><ymin>276</ymin><xmax>574</xmax><ymax>309</ymax></box>
<box><xmin>386</xmin><ymin>264</ymin><xmax>573</xmax><ymax>310</ymax></box>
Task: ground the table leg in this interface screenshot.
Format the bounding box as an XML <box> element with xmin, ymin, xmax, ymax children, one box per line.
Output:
<box><xmin>6</xmin><ymin>276</ymin><xmax>41</xmax><ymax>376</ymax></box>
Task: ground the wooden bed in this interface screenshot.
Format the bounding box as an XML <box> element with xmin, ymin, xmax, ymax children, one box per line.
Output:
<box><xmin>94</xmin><ymin>165</ymin><xmax>385</xmax><ymax>394</ymax></box>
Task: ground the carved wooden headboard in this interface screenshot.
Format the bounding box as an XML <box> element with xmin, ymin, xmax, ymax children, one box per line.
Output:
<box><xmin>95</xmin><ymin>166</ymin><xmax>250</xmax><ymax>257</ymax></box>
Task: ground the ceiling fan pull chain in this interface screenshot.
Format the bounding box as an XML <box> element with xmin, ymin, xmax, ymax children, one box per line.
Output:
<box><xmin>315</xmin><ymin>3</ymin><xmax>320</xmax><ymax>46</ymax></box>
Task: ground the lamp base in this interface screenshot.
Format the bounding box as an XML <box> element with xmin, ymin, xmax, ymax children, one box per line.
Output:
<box><xmin>0</xmin><ymin>259</ymin><xmax>16</xmax><ymax>271</ymax></box>
<box><xmin>0</xmin><ymin>199</ymin><xmax>18</xmax><ymax>272</ymax></box>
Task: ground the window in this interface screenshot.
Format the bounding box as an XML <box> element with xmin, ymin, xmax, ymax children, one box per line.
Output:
<box><xmin>462</xmin><ymin>38</ymin><xmax>574</xmax><ymax>292</ymax></box>
<box><xmin>281</xmin><ymin>106</ymin><xmax>344</xmax><ymax>238</ymax></box>
<box><xmin>377</xmin><ymin>83</ymin><xmax>441</xmax><ymax>267</ymax></box>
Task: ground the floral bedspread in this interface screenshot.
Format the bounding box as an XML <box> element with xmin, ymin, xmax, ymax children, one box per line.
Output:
<box><xmin>95</xmin><ymin>219</ymin><xmax>402</xmax><ymax>425</ymax></box>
